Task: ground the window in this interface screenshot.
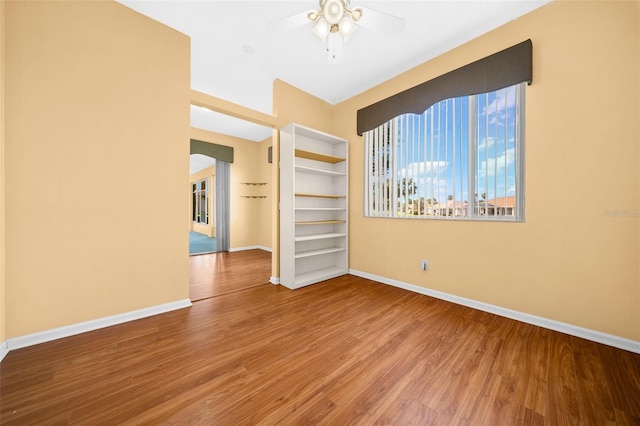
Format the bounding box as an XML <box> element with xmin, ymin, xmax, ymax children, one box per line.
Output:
<box><xmin>192</xmin><ymin>179</ymin><xmax>209</xmax><ymax>224</ymax></box>
<box><xmin>365</xmin><ymin>82</ymin><xmax>525</xmax><ymax>221</ymax></box>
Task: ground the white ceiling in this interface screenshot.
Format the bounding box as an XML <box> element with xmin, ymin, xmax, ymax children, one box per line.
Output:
<box><xmin>190</xmin><ymin>153</ymin><xmax>216</xmax><ymax>175</ymax></box>
<box><xmin>118</xmin><ymin>0</ymin><xmax>550</xmax><ymax>142</ymax></box>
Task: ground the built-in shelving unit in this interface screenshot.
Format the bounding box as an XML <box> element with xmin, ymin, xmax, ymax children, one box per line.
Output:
<box><xmin>280</xmin><ymin>123</ymin><xmax>348</xmax><ymax>289</ymax></box>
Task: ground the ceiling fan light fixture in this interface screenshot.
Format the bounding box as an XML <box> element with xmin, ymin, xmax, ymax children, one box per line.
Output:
<box><xmin>323</xmin><ymin>0</ymin><xmax>345</xmax><ymax>25</ymax></box>
<box><xmin>307</xmin><ymin>10</ymin><xmax>320</xmax><ymax>22</ymax></box>
<box><xmin>312</xmin><ymin>19</ymin><xmax>330</xmax><ymax>41</ymax></box>
<box><xmin>350</xmin><ymin>7</ymin><xmax>363</xmax><ymax>22</ymax></box>
<box><xmin>272</xmin><ymin>0</ymin><xmax>403</xmax><ymax>63</ymax></box>
<box><xmin>339</xmin><ymin>16</ymin><xmax>357</xmax><ymax>40</ymax></box>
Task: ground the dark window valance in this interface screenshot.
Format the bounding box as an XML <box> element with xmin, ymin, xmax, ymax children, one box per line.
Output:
<box><xmin>190</xmin><ymin>139</ymin><xmax>234</xmax><ymax>163</ymax></box>
<box><xmin>357</xmin><ymin>39</ymin><xmax>532</xmax><ymax>135</ymax></box>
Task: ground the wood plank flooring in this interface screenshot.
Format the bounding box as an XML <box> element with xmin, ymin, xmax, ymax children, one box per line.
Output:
<box><xmin>2</xmin><ymin>274</ymin><xmax>639</xmax><ymax>425</ymax></box>
<box><xmin>189</xmin><ymin>249</ymin><xmax>271</xmax><ymax>301</ymax></box>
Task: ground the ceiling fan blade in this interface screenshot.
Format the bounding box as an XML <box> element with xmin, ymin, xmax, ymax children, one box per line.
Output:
<box><xmin>357</xmin><ymin>7</ymin><xmax>405</xmax><ymax>35</ymax></box>
<box><xmin>267</xmin><ymin>11</ymin><xmax>312</xmax><ymax>32</ymax></box>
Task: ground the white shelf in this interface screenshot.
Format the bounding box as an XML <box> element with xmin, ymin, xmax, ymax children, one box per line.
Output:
<box><xmin>295</xmin><ymin>165</ymin><xmax>345</xmax><ymax>177</ymax></box>
<box><xmin>294</xmin><ymin>232</ymin><xmax>346</xmax><ymax>242</ymax></box>
<box><xmin>295</xmin><ymin>149</ymin><xmax>345</xmax><ymax>164</ymax></box>
<box><xmin>292</xmin><ymin>266</ymin><xmax>349</xmax><ymax>288</ymax></box>
<box><xmin>294</xmin><ymin>247</ymin><xmax>346</xmax><ymax>259</ymax></box>
<box><xmin>280</xmin><ymin>123</ymin><xmax>348</xmax><ymax>289</ymax></box>
<box><xmin>295</xmin><ymin>193</ymin><xmax>345</xmax><ymax>199</ymax></box>
<box><xmin>295</xmin><ymin>220</ymin><xmax>345</xmax><ymax>225</ymax></box>
<box><xmin>295</xmin><ymin>207</ymin><xmax>346</xmax><ymax>211</ymax></box>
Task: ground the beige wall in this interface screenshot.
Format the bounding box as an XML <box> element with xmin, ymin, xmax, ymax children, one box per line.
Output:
<box><xmin>271</xmin><ymin>79</ymin><xmax>336</xmax><ymax>276</ymax></box>
<box><xmin>273</xmin><ymin>79</ymin><xmax>335</xmax><ymax>134</ymax></box>
<box><xmin>334</xmin><ymin>0</ymin><xmax>640</xmax><ymax>341</ymax></box>
<box><xmin>1</xmin><ymin>0</ymin><xmax>6</xmax><ymax>347</ymax></box>
<box><xmin>190</xmin><ymin>128</ymin><xmax>272</xmax><ymax>250</ymax></box>
<box><xmin>4</xmin><ymin>1</ymin><xmax>191</xmax><ymax>337</ymax></box>
<box><xmin>190</xmin><ymin>165</ymin><xmax>216</xmax><ymax>237</ymax></box>
<box><xmin>256</xmin><ymin>137</ymin><xmax>273</xmax><ymax>249</ymax></box>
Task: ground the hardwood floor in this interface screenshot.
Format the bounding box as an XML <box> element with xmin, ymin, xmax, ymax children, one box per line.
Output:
<box><xmin>2</xmin><ymin>275</ymin><xmax>639</xmax><ymax>425</ymax></box>
<box><xmin>189</xmin><ymin>249</ymin><xmax>272</xmax><ymax>301</ymax></box>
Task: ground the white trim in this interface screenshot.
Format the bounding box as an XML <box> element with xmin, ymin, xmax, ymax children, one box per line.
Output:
<box><xmin>349</xmin><ymin>269</ymin><xmax>640</xmax><ymax>354</ymax></box>
<box><xmin>3</xmin><ymin>299</ymin><xmax>192</xmax><ymax>354</ymax></box>
<box><xmin>0</xmin><ymin>340</ymin><xmax>8</xmax><ymax>363</ymax></box>
<box><xmin>229</xmin><ymin>245</ymin><xmax>272</xmax><ymax>253</ymax></box>
<box><xmin>270</xmin><ymin>276</ymin><xmax>280</xmax><ymax>285</ymax></box>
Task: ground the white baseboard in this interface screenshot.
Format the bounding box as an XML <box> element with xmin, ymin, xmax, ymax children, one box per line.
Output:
<box><xmin>3</xmin><ymin>299</ymin><xmax>192</xmax><ymax>355</ymax></box>
<box><xmin>270</xmin><ymin>276</ymin><xmax>280</xmax><ymax>285</ymax></box>
<box><xmin>230</xmin><ymin>245</ymin><xmax>272</xmax><ymax>253</ymax></box>
<box><xmin>0</xmin><ymin>340</ymin><xmax>8</xmax><ymax>363</ymax></box>
<box><xmin>349</xmin><ymin>269</ymin><xmax>640</xmax><ymax>354</ymax></box>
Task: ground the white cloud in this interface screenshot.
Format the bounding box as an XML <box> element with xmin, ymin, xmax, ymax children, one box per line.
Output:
<box><xmin>478</xmin><ymin>147</ymin><xmax>515</xmax><ymax>177</ymax></box>
<box><xmin>398</xmin><ymin>161</ymin><xmax>448</xmax><ymax>178</ymax></box>
<box><xmin>481</xmin><ymin>86</ymin><xmax>518</xmax><ymax>118</ymax></box>
<box><xmin>478</xmin><ymin>137</ymin><xmax>497</xmax><ymax>151</ymax></box>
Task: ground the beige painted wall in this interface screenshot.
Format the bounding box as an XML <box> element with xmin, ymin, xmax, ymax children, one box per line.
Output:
<box><xmin>270</xmin><ymin>79</ymin><xmax>336</xmax><ymax>276</ymax></box>
<box><xmin>273</xmin><ymin>79</ymin><xmax>335</xmax><ymax>134</ymax></box>
<box><xmin>256</xmin><ymin>137</ymin><xmax>273</xmax><ymax>250</ymax></box>
<box><xmin>333</xmin><ymin>1</ymin><xmax>640</xmax><ymax>341</ymax></box>
<box><xmin>4</xmin><ymin>1</ymin><xmax>191</xmax><ymax>337</ymax></box>
<box><xmin>190</xmin><ymin>165</ymin><xmax>215</xmax><ymax>237</ymax></box>
<box><xmin>190</xmin><ymin>128</ymin><xmax>271</xmax><ymax>250</ymax></box>
<box><xmin>1</xmin><ymin>0</ymin><xmax>6</xmax><ymax>347</ymax></box>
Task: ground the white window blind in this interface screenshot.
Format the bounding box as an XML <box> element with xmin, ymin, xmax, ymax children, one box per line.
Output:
<box><xmin>365</xmin><ymin>82</ymin><xmax>525</xmax><ymax>221</ymax></box>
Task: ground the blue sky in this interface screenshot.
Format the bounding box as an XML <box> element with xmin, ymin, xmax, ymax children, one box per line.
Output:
<box><xmin>393</xmin><ymin>85</ymin><xmax>519</xmax><ymax>205</ymax></box>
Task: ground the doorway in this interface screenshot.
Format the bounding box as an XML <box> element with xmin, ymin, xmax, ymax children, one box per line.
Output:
<box><xmin>188</xmin><ymin>106</ymin><xmax>275</xmax><ymax>300</ymax></box>
<box><xmin>189</xmin><ymin>140</ymin><xmax>233</xmax><ymax>254</ymax></box>
<box><xmin>190</xmin><ymin>154</ymin><xmax>216</xmax><ymax>255</ymax></box>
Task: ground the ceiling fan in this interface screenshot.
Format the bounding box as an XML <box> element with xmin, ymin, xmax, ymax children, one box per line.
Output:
<box><xmin>269</xmin><ymin>0</ymin><xmax>405</xmax><ymax>63</ymax></box>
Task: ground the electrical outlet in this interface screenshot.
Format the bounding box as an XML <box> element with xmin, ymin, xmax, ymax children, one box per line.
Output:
<box><xmin>421</xmin><ymin>260</ymin><xmax>429</xmax><ymax>271</ymax></box>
